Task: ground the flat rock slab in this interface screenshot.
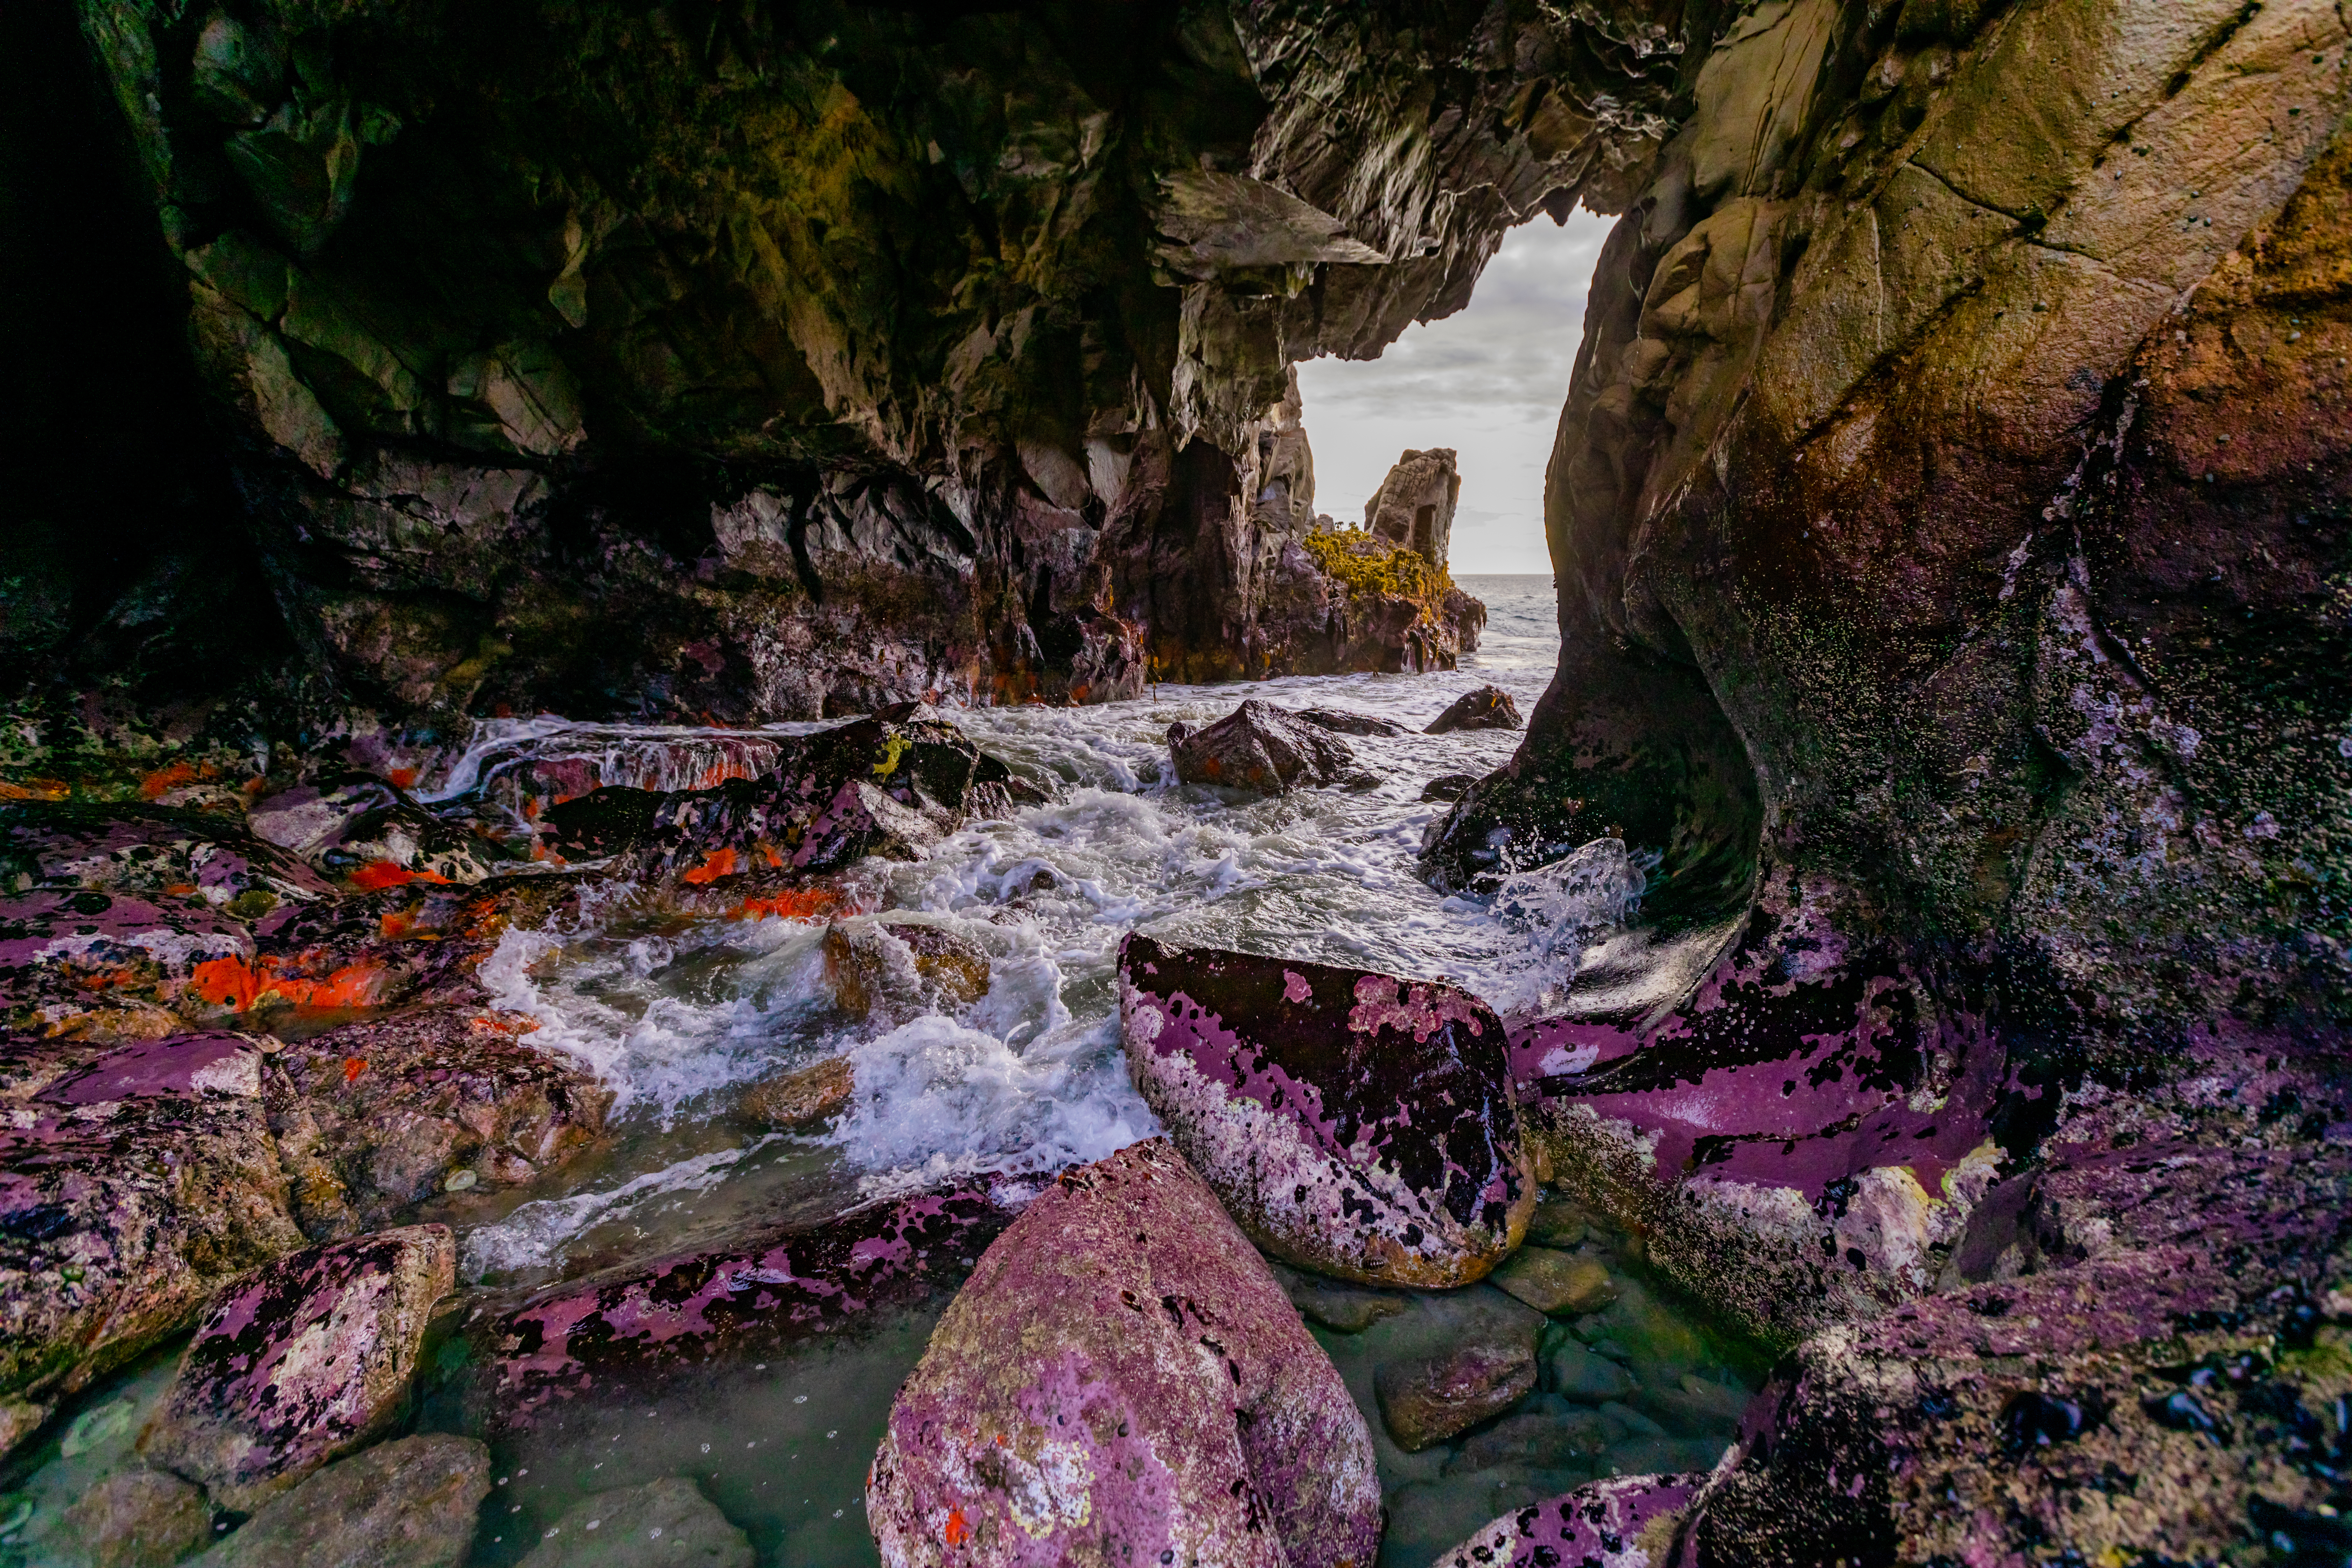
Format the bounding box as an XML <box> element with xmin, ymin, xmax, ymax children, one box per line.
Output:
<box><xmin>480</xmin><ymin>1188</ymin><xmax>1008</xmax><ymax>1429</ymax></box>
<box><xmin>192</xmin><ymin>1433</ymin><xmax>490</xmax><ymax>1568</ymax></box>
<box><xmin>516</xmin><ymin>1476</ymin><xmax>752</xmax><ymax>1568</ymax></box>
<box><xmin>1119</xmin><ymin>933</ymin><xmax>1532</xmax><ymax>1287</ymax></box>
<box><xmin>1423</xmin><ymin>686</ymin><xmax>1521</xmax><ymax>734</ymax></box>
<box><xmin>144</xmin><ymin>1225</ymin><xmax>455</xmax><ymax>1510</ymax></box>
<box><xmin>869</xmin><ymin>1138</ymin><xmax>1381</xmax><ymax>1568</ymax></box>
<box><xmin>1168</xmin><ymin>701</ymin><xmax>1369</xmax><ymax>794</ymax></box>
<box><xmin>1433</xmin><ymin>1474</ymin><xmax>1699</xmax><ymax>1568</ymax></box>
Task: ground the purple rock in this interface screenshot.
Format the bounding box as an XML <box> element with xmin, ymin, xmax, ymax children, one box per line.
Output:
<box><xmin>868</xmin><ymin>1139</ymin><xmax>1381</xmax><ymax>1568</ymax></box>
<box><xmin>1432</xmin><ymin>1473</ymin><xmax>1700</xmax><ymax>1568</ymax></box>
<box><xmin>478</xmin><ymin>1187</ymin><xmax>1010</xmax><ymax>1429</ymax></box>
<box><xmin>1423</xmin><ymin>686</ymin><xmax>1521</xmax><ymax>734</ymax></box>
<box><xmin>1167</xmin><ymin>700</ymin><xmax>1371</xmax><ymax>794</ymax></box>
<box><xmin>247</xmin><ymin>770</ymin><xmax>497</xmax><ymax>887</ymax></box>
<box><xmin>141</xmin><ymin>1224</ymin><xmax>456</xmax><ymax>1511</ymax></box>
<box><xmin>1119</xmin><ymin>933</ymin><xmax>1533</xmax><ymax>1288</ymax></box>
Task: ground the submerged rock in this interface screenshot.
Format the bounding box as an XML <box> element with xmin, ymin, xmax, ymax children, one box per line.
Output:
<box><xmin>1432</xmin><ymin>1473</ymin><xmax>1699</xmax><ymax>1568</ymax></box>
<box><xmin>61</xmin><ymin>1466</ymin><xmax>213</xmax><ymax>1568</ymax></box>
<box><xmin>1167</xmin><ymin>701</ymin><xmax>1370</xmax><ymax>794</ymax></box>
<box><xmin>1118</xmin><ymin>934</ymin><xmax>1532</xmax><ymax>1288</ymax></box>
<box><xmin>869</xmin><ymin>1139</ymin><xmax>1380</xmax><ymax>1568</ymax></box>
<box><xmin>191</xmin><ymin>1432</ymin><xmax>489</xmax><ymax>1568</ymax></box>
<box><xmin>1423</xmin><ymin>686</ymin><xmax>1521</xmax><ymax>734</ymax></box>
<box><xmin>1545</xmin><ymin>1340</ymin><xmax>1636</xmax><ymax>1405</ymax></box>
<box><xmin>1420</xmin><ymin>773</ymin><xmax>1479</xmax><ymax>803</ymax></box>
<box><xmin>1488</xmin><ymin>1245</ymin><xmax>1616</xmax><ymax>1317</ymax></box>
<box><xmin>515</xmin><ymin>1477</ymin><xmax>752</xmax><ymax>1568</ymax></box>
<box><xmin>142</xmin><ymin>1225</ymin><xmax>455</xmax><ymax>1511</ymax></box>
<box><xmin>821</xmin><ymin>917</ymin><xmax>990</xmax><ymax>1022</ymax></box>
<box><xmin>737</xmin><ymin>1054</ymin><xmax>854</xmax><ymax>1130</ymax></box>
<box><xmin>1267</xmin><ymin>1259</ymin><xmax>1408</xmax><ymax>1334</ymax></box>
<box><xmin>1372</xmin><ymin>1291</ymin><xmax>1544</xmax><ymax>1451</ymax></box>
<box><xmin>479</xmin><ymin>1188</ymin><xmax>1009</xmax><ymax>1427</ymax></box>
<box><xmin>268</xmin><ymin>1008</ymin><xmax>610</xmax><ymax>1226</ymax></box>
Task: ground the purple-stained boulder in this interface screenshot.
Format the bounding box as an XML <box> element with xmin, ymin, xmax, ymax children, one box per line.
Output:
<box><xmin>142</xmin><ymin>1224</ymin><xmax>455</xmax><ymax>1511</ymax></box>
<box><xmin>1168</xmin><ymin>700</ymin><xmax>1371</xmax><ymax>794</ymax></box>
<box><xmin>1</xmin><ymin>1032</ymin><xmax>309</xmax><ymax>1401</ymax></box>
<box><xmin>539</xmin><ymin>705</ymin><xmax>1022</xmax><ymax>883</ymax></box>
<box><xmin>247</xmin><ymin>770</ymin><xmax>500</xmax><ymax>888</ymax></box>
<box><xmin>1432</xmin><ymin>1473</ymin><xmax>1700</xmax><ymax>1568</ymax></box>
<box><xmin>1423</xmin><ymin>686</ymin><xmax>1521</xmax><ymax>734</ymax></box>
<box><xmin>1118</xmin><ymin>934</ymin><xmax>1533</xmax><ymax>1288</ymax></box>
<box><xmin>868</xmin><ymin>1139</ymin><xmax>1381</xmax><ymax>1568</ymax></box>
<box><xmin>477</xmin><ymin>1187</ymin><xmax>1010</xmax><ymax>1429</ymax></box>
<box><xmin>269</xmin><ymin>1008</ymin><xmax>611</xmax><ymax>1226</ymax></box>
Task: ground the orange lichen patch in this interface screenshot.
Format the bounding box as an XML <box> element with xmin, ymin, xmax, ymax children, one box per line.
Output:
<box><xmin>189</xmin><ymin>955</ymin><xmax>392</xmax><ymax>1012</ymax></box>
<box><xmin>680</xmin><ymin>847</ymin><xmax>740</xmax><ymax>885</ymax></box>
<box><xmin>943</xmin><ymin>1510</ymin><xmax>969</xmax><ymax>1547</ymax></box>
<box><xmin>386</xmin><ymin>767</ymin><xmax>420</xmax><ymax>789</ymax></box>
<box><xmin>162</xmin><ymin>883</ymin><xmax>198</xmax><ymax>896</ymax></box>
<box><xmin>468</xmin><ymin>1013</ymin><xmax>541</xmax><ymax>1036</ymax></box>
<box><xmin>732</xmin><ymin>887</ymin><xmax>841</xmax><ymax>922</ymax></box>
<box><xmin>378</xmin><ymin>908</ymin><xmax>420</xmax><ymax>940</ymax></box>
<box><xmin>0</xmin><ymin>778</ymin><xmax>71</xmax><ymax>801</ymax></box>
<box><xmin>342</xmin><ymin>1056</ymin><xmax>368</xmax><ymax>1083</ymax></box>
<box><xmin>138</xmin><ymin>762</ymin><xmax>208</xmax><ymax>799</ymax></box>
<box><xmin>349</xmin><ymin>861</ymin><xmax>452</xmax><ymax>891</ymax></box>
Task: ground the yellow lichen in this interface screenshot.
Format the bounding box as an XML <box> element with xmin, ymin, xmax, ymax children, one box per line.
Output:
<box><xmin>1301</xmin><ymin>526</ymin><xmax>1454</xmax><ymax>603</ymax></box>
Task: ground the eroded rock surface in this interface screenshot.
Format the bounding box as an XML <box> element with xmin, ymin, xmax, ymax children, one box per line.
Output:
<box><xmin>142</xmin><ymin>1224</ymin><xmax>455</xmax><ymax>1510</ymax></box>
<box><xmin>868</xmin><ymin>1138</ymin><xmax>1380</xmax><ymax>1568</ymax></box>
<box><xmin>1119</xmin><ymin>934</ymin><xmax>1531</xmax><ymax>1287</ymax></box>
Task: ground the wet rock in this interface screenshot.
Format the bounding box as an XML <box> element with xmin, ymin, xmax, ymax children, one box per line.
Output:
<box><xmin>821</xmin><ymin>917</ymin><xmax>989</xmax><ymax>1022</ymax></box>
<box><xmin>1432</xmin><ymin>1473</ymin><xmax>1699</xmax><ymax>1568</ymax></box>
<box><xmin>1606</xmin><ymin>1437</ymin><xmax>1728</xmax><ymax>1479</ymax></box>
<box><xmin>540</xmin><ymin>708</ymin><xmax>1014</xmax><ymax>882</ymax></box>
<box><xmin>1</xmin><ymin>1032</ymin><xmax>308</xmax><ymax>1401</ymax></box>
<box><xmin>142</xmin><ymin>1225</ymin><xmax>454</xmax><ymax>1511</ymax></box>
<box><xmin>1423</xmin><ymin>686</ymin><xmax>1521</xmax><ymax>735</ymax></box>
<box><xmin>1167</xmin><ymin>700</ymin><xmax>1370</xmax><ymax>794</ymax></box>
<box><xmin>1448</xmin><ymin>1403</ymin><xmax>1613</xmax><ymax>1476</ymax></box>
<box><xmin>868</xmin><ymin>1139</ymin><xmax>1380</xmax><ymax>1568</ymax></box>
<box><xmin>0</xmin><ymin>1394</ymin><xmax>49</xmax><ymax>1459</ymax></box>
<box><xmin>515</xmin><ymin>1477</ymin><xmax>752</xmax><ymax>1568</ymax></box>
<box><xmin>1546</xmin><ymin>1340</ymin><xmax>1636</xmax><ymax>1405</ymax></box>
<box><xmin>1526</xmin><ymin>1197</ymin><xmax>1595</xmax><ymax>1250</ymax></box>
<box><xmin>480</xmin><ymin>1188</ymin><xmax>1008</xmax><ymax>1427</ymax></box>
<box><xmin>1266</xmin><ymin>1258</ymin><xmax>1408</xmax><ymax>1334</ymax></box>
<box><xmin>1293</xmin><ymin>708</ymin><xmax>1409</xmax><ymax>738</ymax></box>
<box><xmin>0</xmin><ymin>803</ymin><xmax>335</xmax><ymax>923</ymax></box>
<box><xmin>1629</xmin><ymin>1373</ymin><xmax>1749</xmax><ymax>1438</ymax></box>
<box><xmin>1119</xmin><ymin>933</ymin><xmax>1532</xmax><ymax>1288</ymax></box>
<box><xmin>1571</xmin><ymin>1278</ymin><xmax>1709</xmax><ymax>1381</ymax></box>
<box><xmin>738</xmin><ymin>1055</ymin><xmax>854</xmax><ymax>1130</ymax></box>
<box><xmin>1420</xmin><ymin>773</ymin><xmax>1479</xmax><ymax>803</ymax></box>
<box><xmin>61</xmin><ymin>1466</ymin><xmax>212</xmax><ymax>1568</ymax></box>
<box><xmin>247</xmin><ymin>772</ymin><xmax>498</xmax><ymax>888</ymax></box>
<box><xmin>1597</xmin><ymin>1401</ymin><xmax>1666</xmax><ymax>1442</ymax></box>
<box><xmin>1373</xmin><ymin>1293</ymin><xmax>1543</xmax><ymax>1451</ymax></box>
<box><xmin>1489</xmin><ymin>1246</ymin><xmax>1617</xmax><ymax>1317</ymax></box>
<box><xmin>191</xmin><ymin>1432</ymin><xmax>489</xmax><ymax>1568</ymax></box>
<box><xmin>267</xmin><ymin>1008</ymin><xmax>610</xmax><ymax>1226</ymax></box>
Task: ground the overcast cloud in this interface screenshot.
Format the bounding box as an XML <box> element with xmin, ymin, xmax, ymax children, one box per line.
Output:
<box><xmin>1295</xmin><ymin>209</ymin><xmax>1616</xmax><ymax>574</ymax></box>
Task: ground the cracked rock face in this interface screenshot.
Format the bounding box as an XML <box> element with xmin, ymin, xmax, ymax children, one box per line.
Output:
<box><xmin>867</xmin><ymin>1138</ymin><xmax>1380</xmax><ymax>1568</ymax></box>
<box><xmin>1118</xmin><ymin>934</ymin><xmax>1533</xmax><ymax>1288</ymax></box>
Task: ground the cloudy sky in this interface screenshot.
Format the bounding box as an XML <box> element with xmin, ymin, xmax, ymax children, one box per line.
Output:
<box><xmin>1295</xmin><ymin>207</ymin><xmax>1616</xmax><ymax>574</ymax></box>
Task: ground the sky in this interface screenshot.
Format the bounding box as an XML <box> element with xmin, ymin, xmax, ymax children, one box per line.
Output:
<box><xmin>1294</xmin><ymin>207</ymin><xmax>1616</xmax><ymax>574</ymax></box>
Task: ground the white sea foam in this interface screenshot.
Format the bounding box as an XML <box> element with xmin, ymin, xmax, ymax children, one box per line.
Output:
<box><xmin>462</xmin><ymin>1140</ymin><xmax>773</xmax><ymax>1280</ymax></box>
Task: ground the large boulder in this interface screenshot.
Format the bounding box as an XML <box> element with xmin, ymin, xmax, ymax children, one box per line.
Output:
<box><xmin>142</xmin><ymin>1224</ymin><xmax>455</xmax><ymax>1510</ymax></box>
<box><xmin>191</xmin><ymin>1432</ymin><xmax>490</xmax><ymax>1568</ymax></box>
<box><xmin>1118</xmin><ymin>934</ymin><xmax>1532</xmax><ymax>1288</ymax></box>
<box><xmin>1364</xmin><ymin>448</ymin><xmax>1460</xmax><ymax>565</ymax></box>
<box><xmin>1167</xmin><ymin>701</ymin><xmax>1370</xmax><ymax>794</ymax></box>
<box><xmin>868</xmin><ymin>1138</ymin><xmax>1381</xmax><ymax>1568</ymax></box>
<box><xmin>1423</xmin><ymin>686</ymin><xmax>1521</xmax><ymax>735</ymax></box>
<box><xmin>477</xmin><ymin>1187</ymin><xmax>1009</xmax><ymax>1429</ymax></box>
<box><xmin>540</xmin><ymin>706</ymin><xmax>1019</xmax><ymax>882</ymax></box>
<box><xmin>0</xmin><ymin>1032</ymin><xmax>308</xmax><ymax>1401</ymax></box>
<box><xmin>1431</xmin><ymin>1473</ymin><xmax>1701</xmax><ymax>1568</ymax></box>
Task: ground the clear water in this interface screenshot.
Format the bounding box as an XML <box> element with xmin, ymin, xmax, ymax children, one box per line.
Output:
<box><xmin>0</xmin><ymin>576</ymin><xmax>1757</xmax><ymax>1567</ymax></box>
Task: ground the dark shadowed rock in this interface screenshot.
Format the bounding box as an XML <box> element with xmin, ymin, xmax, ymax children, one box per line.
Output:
<box><xmin>868</xmin><ymin>1139</ymin><xmax>1380</xmax><ymax>1568</ymax></box>
<box><xmin>142</xmin><ymin>1225</ymin><xmax>455</xmax><ymax>1510</ymax></box>
<box><xmin>1167</xmin><ymin>701</ymin><xmax>1370</xmax><ymax>795</ymax></box>
<box><xmin>1423</xmin><ymin>687</ymin><xmax>1521</xmax><ymax>735</ymax></box>
<box><xmin>1</xmin><ymin>1032</ymin><xmax>307</xmax><ymax>1402</ymax></box>
<box><xmin>478</xmin><ymin>1188</ymin><xmax>1009</xmax><ymax>1428</ymax></box>
<box><xmin>191</xmin><ymin>1432</ymin><xmax>489</xmax><ymax>1568</ymax></box>
<box><xmin>1293</xmin><ymin>707</ymin><xmax>1409</xmax><ymax>738</ymax></box>
<box><xmin>1420</xmin><ymin>773</ymin><xmax>1479</xmax><ymax>803</ymax></box>
<box><xmin>1448</xmin><ymin>1407</ymin><xmax>1612</xmax><ymax>1476</ymax></box>
<box><xmin>541</xmin><ymin>708</ymin><xmax>1015</xmax><ymax>882</ymax></box>
<box><xmin>267</xmin><ymin>1008</ymin><xmax>610</xmax><ymax>1226</ymax></box>
<box><xmin>1431</xmin><ymin>1473</ymin><xmax>1698</xmax><ymax>1568</ymax></box>
<box><xmin>737</xmin><ymin>1054</ymin><xmax>854</xmax><ymax>1130</ymax></box>
<box><xmin>1546</xmin><ymin>1340</ymin><xmax>1636</xmax><ymax>1404</ymax></box>
<box><xmin>61</xmin><ymin>1466</ymin><xmax>213</xmax><ymax>1568</ymax></box>
<box><xmin>1372</xmin><ymin>1292</ymin><xmax>1544</xmax><ymax>1451</ymax></box>
<box><xmin>515</xmin><ymin>1477</ymin><xmax>753</xmax><ymax>1568</ymax></box>
<box><xmin>1267</xmin><ymin>1259</ymin><xmax>1408</xmax><ymax>1334</ymax></box>
<box><xmin>1118</xmin><ymin>933</ymin><xmax>1532</xmax><ymax>1288</ymax></box>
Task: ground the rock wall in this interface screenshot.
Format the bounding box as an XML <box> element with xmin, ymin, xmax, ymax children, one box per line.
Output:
<box><xmin>13</xmin><ymin>0</ymin><xmax>1698</xmax><ymax>776</ymax></box>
